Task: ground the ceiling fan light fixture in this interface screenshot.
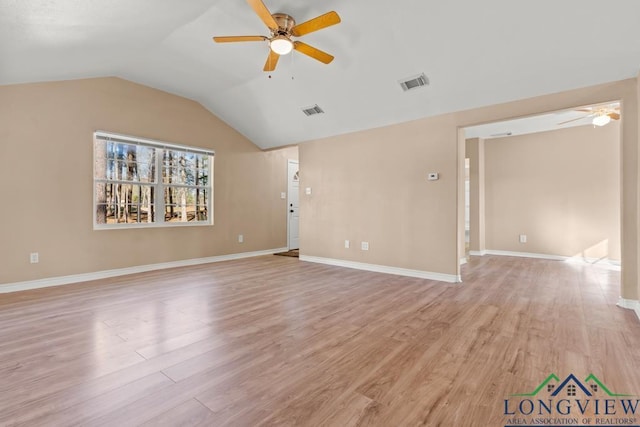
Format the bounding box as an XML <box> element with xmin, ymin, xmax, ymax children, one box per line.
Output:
<box><xmin>592</xmin><ymin>114</ymin><xmax>611</xmax><ymax>127</ymax></box>
<box><xmin>270</xmin><ymin>36</ymin><xmax>293</xmax><ymax>55</ymax></box>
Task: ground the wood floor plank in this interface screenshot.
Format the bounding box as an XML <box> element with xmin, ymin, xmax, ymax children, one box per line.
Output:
<box><xmin>0</xmin><ymin>255</ymin><xmax>637</xmax><ymax>426</ymax></box>
<box><xmin>28</xmin><ymin>372</ymin><xmax>174</xmax><ymax>427</ymax></box>
<box><xmin>139</xmin><ymin>399</ymin><xmax>217</xmax><ymax>427</ymax></box>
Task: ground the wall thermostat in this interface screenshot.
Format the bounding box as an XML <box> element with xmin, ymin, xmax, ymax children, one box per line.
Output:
<box><xmin>428</xmin><ymin>172</ymin><xmax>439</xmax><ymax>181</ymax></box>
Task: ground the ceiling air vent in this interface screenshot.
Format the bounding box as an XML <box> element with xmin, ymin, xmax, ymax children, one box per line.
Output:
<box><xmin>490</xmin><ymin>132</ymin><xmax>513</xmax><ymax>138</ymax></box>
<box><xmin>399</xmin><ymin>73</ymin><xmax>429</xmax><ymax>92</ymax></box>
<box><xmin>302</xmin><ymin>104</ymin><xmax>324</xmax><ymax>116</ymax></box>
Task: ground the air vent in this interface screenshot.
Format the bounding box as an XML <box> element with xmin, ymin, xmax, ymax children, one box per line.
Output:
<box><xmin>399</xmin><ymin>73</ymin><xmax>429</xmax><ymax>92</ymax></box>
<box><xmin>490</xmin><ymin>132</ymin><xmax>513</xmax><ymax>137</ymax></box>
<box><xmin>302</xmin><ymin>104</ymin><xmax>324</xmax><ymax>116</ymax></box>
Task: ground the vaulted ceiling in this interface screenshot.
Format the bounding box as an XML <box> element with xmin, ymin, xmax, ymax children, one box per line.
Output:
<box><xmin>1</xmin><ymin>0</ymin><xmax>640</xmax><ymax>149</ymax></box>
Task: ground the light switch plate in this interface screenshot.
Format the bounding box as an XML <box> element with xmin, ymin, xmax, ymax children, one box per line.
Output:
<box><xmin>428</xmin><ymin>172</ymin><xmax>439</xmax><ymax>181</ymax></box>
<box><xmin>305</xmin><ymin>187</ymin><xmax>312</xmax><ymax>195</ymax></box>
<box><xmin>280</xmin><ymin>192</ymin><xmax>286</xmax><ymax>199</ymax></box>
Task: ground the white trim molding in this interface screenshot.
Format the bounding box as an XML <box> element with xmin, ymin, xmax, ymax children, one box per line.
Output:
<box><xmin>468</xmin><ymin>250</ymin><xmax>487</xmax><ymax>256</ymax></box>
<box><xmin>485</xmin><ymin>250</ymin><xmax>567</xmax><ymax>261</ymax></box>
<box><xmin>477</xmin><ymin>250</ymin><xmax>620</xmax><ymax>269</ymax></box>
<box><xmin>459</xmin><ymin>257</ymin><xmax>468</xmax><ymax>265</ymax></box>
<box><xmin>0</xmin><ymin>248</ymin><xmax>288</xmax><ymax>294</ymax></box>
<box><xmin>300</xmin><ymin>255</ymin><xmax>460</xmax><ymax>283</ymax></box>
<box><xmin>617</xmin><ymin>298</ymin><xmax>640</xmax><ymax>321</ymax></box>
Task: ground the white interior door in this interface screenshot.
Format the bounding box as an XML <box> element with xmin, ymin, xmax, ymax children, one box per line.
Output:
<box><xmin>287</xmin><ymin>160</ymin><xmax>300</xmax><ymax>250</ymax></box>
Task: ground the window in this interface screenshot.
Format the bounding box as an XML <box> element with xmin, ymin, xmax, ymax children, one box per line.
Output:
<box><xmin>547</xmin><ymin>384</ymin><xmax>555</xmax><ymax>393</ymax></box>
<box><xmin>93</xmin><ymin>131</ymin><xmax>213</xmax><ymax>229</ymax></box>
<box><xmin>567</xmin><ymin>384</ymin><xmax>576</xmax><ymax>396</ymax></box>
<box><xmin>590</xmin><ymin>384</ymin><xmax>598</xmax><ymax>393</ymax></box>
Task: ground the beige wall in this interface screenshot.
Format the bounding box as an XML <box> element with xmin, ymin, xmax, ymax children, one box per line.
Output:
<box><xmin>466</xmin><ymin>138</ymin><xmax>486</xmax><ymax>253</ymax></box>
<box><xmin>0</xmin><ymin>77</ymin><xmax>298</xmax><ymax>284</ymax></box>
<box><xmin>299</xmin><ymin>78</ymin><xmax>638</xmax><ymax>299</ymax></box>
<box><xmin>299</xmin><ymin>114</ymin><xmax>460</xmax><ymax>275</ymax></box>
<box><xmin>483</xmin><ymin>123</ymin><xmax>620</xmax><ymax>260</ymax></box>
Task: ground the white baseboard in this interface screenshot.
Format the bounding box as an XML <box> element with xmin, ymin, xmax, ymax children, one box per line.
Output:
<box><xmin>617</xmin><ymin>298</ymin><xmax>640</xmax><ymax>321</ymax></box>
<box><xmin>485</xmin><ymin>249</ymin><xmax>566</xmax><ymax>261</ymax></box>
<box><xmin>0</xmin><ymin>247</ymin><xmax>288</xmax><ymax>294</ymax></box>
<box><xmin>468</xmin><ymin>250</ymin><xmax>487</xmax><ymax>256</ymax></box>
<box><xmin>478</xmin><ymin>250</ymin><xmax>620</xmax><ymax>269</ymax></box>
<box><xmin>299</xmin><ymin>255</ymin><xmax>460</xmax><ymax>283</ymax></box>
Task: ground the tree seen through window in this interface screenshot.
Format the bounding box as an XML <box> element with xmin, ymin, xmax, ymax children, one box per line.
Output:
<box><xmin>94</xmin><ymin>132</ymin><xmax>213</xmax><ymax>228</ymax></box>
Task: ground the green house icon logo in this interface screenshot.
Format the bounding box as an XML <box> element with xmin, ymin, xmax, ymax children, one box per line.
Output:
<box><xmin>512</xmin><ymin>373</ymin><xmax>632</xmax><ymax>398</ymax></box>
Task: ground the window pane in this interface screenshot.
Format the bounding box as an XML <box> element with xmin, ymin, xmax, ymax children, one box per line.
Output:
<box><xmin>163</xmin><ymin>166</ymin><xmax>181</xmax><ymax>184</ymax></box>
<box><xmin>162</xmin><ymin>151</ymin><xmax>210</xmax><ymax>185</ymax></box>
<box><xmin>164</xmin><ymin>186</ymin><xmax>209</xmax><ymax>222</ymax></box>
<box><xmin>95</xmin><ymin>183</ymin><xmax>156</xmax><ymax>225</ymax></box>
<box><xmin>195</xmin><ymin>206</ymin><xmax>208</xmax><ymax>221</ymax></box>
<box><xmin>97</xmin><ymin>204</ymin><xmax>156</xmax><ymax>224</ymax></box>
<box><xmin>96</xmin><ymin>141</ymin><xmax>156</xmax><ymax>183</ymax></box>
<box><xmin>94</xmin><ymin>140</ymin><xmax>108</xmax><ymax>179</ymax></box>
<box><xmin>197</xmin><ymin>169</ymin><xmax>209</xmax><ymax>185</ymax></box>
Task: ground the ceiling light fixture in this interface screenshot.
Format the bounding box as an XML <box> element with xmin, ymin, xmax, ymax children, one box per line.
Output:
<box><xmin>592</xmin><ymin>114</ymin><xmax>611</xmax><ymax>127</ymax></box>
<box><xmin>270</xmin><ymin>35</ymin><xmax>293</xmax><ymax>55</ymax></box>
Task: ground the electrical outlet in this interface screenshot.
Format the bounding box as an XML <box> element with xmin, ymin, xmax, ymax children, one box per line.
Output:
<box><xmin>280</xmin><ymin>192</ymin><xmax>286</xmax><ymax>199</ymax></box>
<box><xmin>519</xmin><ymin>234</ymin><xmax>527</xmax><ymax>243</ymax></box>
<box><xmin>344</xmin><ymin>240</ymin><xmax>350</xmax><ymax>249</ymax></box>
<box><xmin>238</xmin><ymin>234</ymin><xmax>244</xmax><ymax>243</ymax></box>
<box><xmin>30</xmin><ymin>252</ymin><xmax>39</xmax><ymax>264</ymax></box>
<box><xmin>361</xmin><ymin>242</ymin><xmax>369</xmax><ymax>251</ymax></box>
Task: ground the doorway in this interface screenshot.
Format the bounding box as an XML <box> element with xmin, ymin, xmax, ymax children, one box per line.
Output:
<box><xmin>460</xmin><ymin>101</ymin><xmax>621</xmax><ymax>276</ymax></box>
<box><xmin>287</xmin><ymin>160</ymin><xmax>300</xmax><ymax>250</ymax></box>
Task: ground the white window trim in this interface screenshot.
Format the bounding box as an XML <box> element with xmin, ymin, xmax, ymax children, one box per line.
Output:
<box><xmin>93</xmin><ymin>131</ymin><xmax>214</xmax><ymax>230</ymax></box>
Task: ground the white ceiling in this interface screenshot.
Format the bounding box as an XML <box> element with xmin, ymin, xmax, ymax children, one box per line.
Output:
<box><xmin>1</xmin><ymin>0</ymin><xmax>640</xmax><ymax>149</ymax></box>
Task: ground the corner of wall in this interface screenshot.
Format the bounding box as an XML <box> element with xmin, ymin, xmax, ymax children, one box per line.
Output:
<box><xmin>617</xmin><ymin>297</ymin><xmax>640</xmax><ymax>322</ymax></box>
<box><xmin>637</xmin><ymin>71</ymin><xmax>640</xmax><ymax>302</ymax></box>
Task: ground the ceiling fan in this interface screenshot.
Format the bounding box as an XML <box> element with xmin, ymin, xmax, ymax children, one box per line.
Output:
<box><xmin>213</xmin><ymin>0</ymin><xmax>341</xmax><ymax>72</ymax></box>
<box><xmin>558</xmin><ymin>105</ymin><xmax>620</xmax><ymax>127</ymax></box>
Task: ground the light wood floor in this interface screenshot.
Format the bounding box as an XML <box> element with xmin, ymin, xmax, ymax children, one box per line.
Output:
<box><xmin>1</xmin><ymin>255</ymin><xmax>638</xmax><ymax>426</ymax></box>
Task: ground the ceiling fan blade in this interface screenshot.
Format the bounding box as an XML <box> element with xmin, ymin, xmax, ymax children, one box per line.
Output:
<box><xmin>558</xmin><ymin>115</ymin><xmax>593</xmax><ymax>125</ymax></box>
<box><xmin>291</xmin><ymin>11</ymin><xmax>341</xmax><ymax>37</ymax></box>
<box><xmin>247</xmin><ymin>0</ymin><xmax>279</xmax><ymax>30</ymax></box>
<box><xmin>608</xmin><ymin>112</ymin><xmax>620</xmax><ymax>120</ymax></box>
<box><xmin>264</xmin><ymin>50</ymin><xmax>280</xmax><ymax>72</ymax></box>
<box><xmin>293</xmin><ymin>41</ymin><xmax>334</xmax><ymax>64</ymax></box>
<box><xmin>213</xmin><ymin>35</ymin><xmax>268</xmax><ymax>43</ymax></box>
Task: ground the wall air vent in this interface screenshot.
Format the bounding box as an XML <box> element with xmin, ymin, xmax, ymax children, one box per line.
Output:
<box><xmin>399</xmin><ymin>73</ymin><xmax>429</xmax><ymax>92</ymax></box>
<box><xmin>302</xmin><ymin>104</ymin><xmax>324</xmax><ymax>116</ymax></box>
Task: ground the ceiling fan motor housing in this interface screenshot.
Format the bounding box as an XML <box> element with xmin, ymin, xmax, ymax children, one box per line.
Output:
<box><xmin>272</xmin><ymin>13</ymin><xmax>296</xmax><ymax>35</ymax></box>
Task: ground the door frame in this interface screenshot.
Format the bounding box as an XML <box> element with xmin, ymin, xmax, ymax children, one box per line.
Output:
<box><xmin>287</xmin><ymin>159</ymin><xmax>299</xmax><ymax>250</ymax></box>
